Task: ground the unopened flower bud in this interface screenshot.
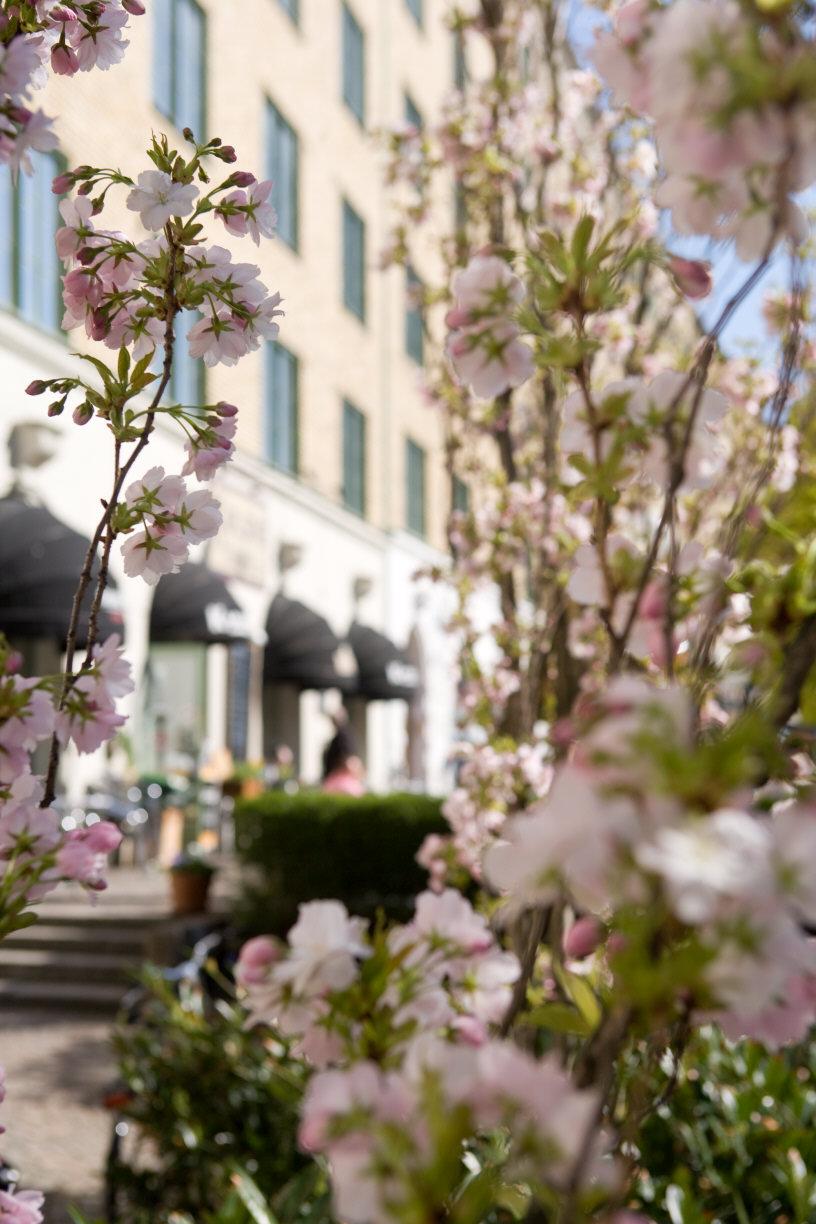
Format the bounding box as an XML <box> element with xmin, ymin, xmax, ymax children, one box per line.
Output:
<box><xmin>668</xmin><ymin>255</ymin><xmax>712</xmax><ymax>301</ymax></box>
<box><xmin>47</xmin><ymin>401</ymin><xmax>64</xmax><ymax>417</ymax></box>
<box><xmin>122</xmin><ymin>0</ymin><xmax>146</xmax><ymax>12</ymax></box>
<box><xmin>26</xmin><ymin>379</ymin><xmax>47</xmax><ymax>395</ymax></box>
<box><xmin>8</xmin><ymin>105</ymin><xmax>31</xmax><ymax>124</ymax></box>
<box><xmin>89</xmin><ymin>309</ymin><xmax>109</xmax><ymax>340</ymax></box>
<box><xmin>72</xmin><ymin>403</ymin><xmax>93</xmax><ymax>426</ymax></box>
<box><xmin>78</xmin><ymin>181</ymin><xmax>94</xmax><ymax>196</ymax></box>
<box><xmin>218</xmin><ymin>145</ymin><xmax>237</xmax><ymax>163</ymax></box>
<box><xmin>216</xmin><ymin>401</ymin><xmax>238</xmax><ymax>417</ymax></box>
<box><xmin>563</xmin><ymin>916</ymin><xmax>603</xmax><ymax>960</ymax></box>
<box><xmin>51</xmin><ymin>172</ymin><xmax>73</xmax><ymax>194</ymax></box>
<box><xmin>182</xmin><ymin>126</ymin><xmax>195</xmax><ymax>142</ymax></box>
<box><xmin>231</xmin><ymin>170</ymin><xmax>256</xmax><ymax>188</ymax></box>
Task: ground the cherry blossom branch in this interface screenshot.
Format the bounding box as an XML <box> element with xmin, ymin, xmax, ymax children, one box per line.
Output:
<box><xmin>41</xmin><ymin>228</ymin><xmax>182</xmax><ymax>806</ymax></box>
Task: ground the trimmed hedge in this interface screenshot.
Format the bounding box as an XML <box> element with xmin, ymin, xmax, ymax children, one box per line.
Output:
<box><xmin>234</xmin><ymin>790</ymin><xmax>447</xmax><ymax>934</ymax></box>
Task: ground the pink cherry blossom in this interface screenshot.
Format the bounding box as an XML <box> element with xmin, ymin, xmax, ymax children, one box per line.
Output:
<box><xmin>275</xmin><ymin>901</ymin><xmax>370</xmax><ymax>996</ymax></box>
<box><xmin>121</xmin><ymin>527</ymin><xmax>188</xmax><ymax>585</ymax></box>
<box><xmin>126</xmin><ymin>170</ymin><xmax>198</xmax><ymax>231</ymax></box>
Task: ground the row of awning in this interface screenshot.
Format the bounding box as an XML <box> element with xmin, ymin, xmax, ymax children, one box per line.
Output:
<box><xmin>0</xmin><ymin>495</ymin><xmax>420</xmax><ymax>702</ymax></box>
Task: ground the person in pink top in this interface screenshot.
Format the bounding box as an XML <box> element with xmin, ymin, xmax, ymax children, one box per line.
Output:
<box><xmin>321</xmin><ymin>724</ymin><xmax>366</xmax><ymax>796</ymax></box>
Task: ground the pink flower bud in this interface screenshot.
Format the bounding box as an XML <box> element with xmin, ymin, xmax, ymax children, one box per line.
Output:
<box><xmin>90</xmin><ymin>309</ymin><xmax>109</xmax><ymax>340</ymax></box>
<box><xmin>219</xmin><ymin>145</ymin><xmax>237</xmax><ymax>163</ymax></box>
<box><xmin>668</xmin><ymin>255</ymin><xmax>713</xmax><ymax>301</ymax></box>
<box><xmin>231</xmin><ymin>171</ymin><xmax>256</xmax><ymax>188</ymax></box>
<box><xmin>51</xmin><ymin>171</ymin><xmax>73</xmax><ymax>194</ymax></box>
<box><xmin>51</xmin><ymin>44</ymin><xmax>79</xmax><ymax>75</ymax></box>
<box><xmin>237</xmin><ymin>935</ymin><xmax>281</xmax><ymax>984</ymax></box>
<box><xmin>122</xmin><ymin>0</ymin><xmax>146</xmax><ymax>12</ymax></box>
<box><xmin>72</xmin><ymin>403</ymin><xmax>93</xmax><ymax>426</ymax></box>
<box><xmin>639</xmin><ymin>579</ymin><xmax>667</xmax><ymax>621</ymax></box>
<box><xmin>47</xmin><ymin>402</ymin><xmax>64</xmax><ymax>417</ymax></box>
<box><xmin>8</xmin><ymin>106</ymin><xmax>32</xmax><ymax>124</ymax></box>
<box><xmin>563</xmin><ymin>915</ymin><xmax>603</xmax><ymax>960</ymax></box>
<box><xmin>216</xmin><ymin>401</ymin><xmax>238</xmax><ymax>417</ymax></box>
<box><xmin>26</xmin><ymin>379</ymin><xmax>47</xmax><ymax>395</ymax></box>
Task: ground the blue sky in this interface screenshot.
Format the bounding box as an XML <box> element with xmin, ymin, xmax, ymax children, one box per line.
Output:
<box><xmin>564</xmin><ymin>0</ymin><xmax>810</xmax><ymax>365</ymax></box>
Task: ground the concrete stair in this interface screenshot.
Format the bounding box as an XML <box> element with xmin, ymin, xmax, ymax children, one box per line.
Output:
<box><xmin>0</xmin><ymin>866</ymin><xmax>234</xmax><ymax>1015</ymax></box>
<box><xmin>0</xmin><ymin>870</ymin><xmax>176</xmax><ymax>1014</ymax></box>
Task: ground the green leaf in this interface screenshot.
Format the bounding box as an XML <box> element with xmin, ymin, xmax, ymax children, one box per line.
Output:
<box><xmin>230</xmin><ymin>1167</ymin><xmax>280</xmax><ymax>1224</ymax></box>
<box><xmin>571</xmin><ymin>214</ymin><xmax>595</xmax><ymax>269</ymax></box>
<box><xmin>117</xmin><ymin>346</ymin><xmax>131</xmax><ymax>383</ymax></box>
<box><xmin>553</xmin><ymin>963</ymin><xmax>602</xmax><ymax>1030</ymax></box>
<box><xmin>525</xmin><ymin>1001</ymin><xmax>592</xmax><ymax>1036</ymax></box>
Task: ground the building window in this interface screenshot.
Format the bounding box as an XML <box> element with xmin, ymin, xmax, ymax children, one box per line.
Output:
<box><xmin>0</xmin><ymin>152</ymin><xmax>62</xmax><ymax>333</ymax></box>
<box><xmin>454</xmin><ymin>29</ymin><xmax>467</xmax><ymax>89</ymax></box>
<box><xmin>154</xmin><ymin>0</ymin><xmax>206</xmax><ymax>139</ymax></box>
<box><xmin>406</xmin><ymin>439</ymin><xmax>426</xmax><ymax>538</ymax></box>
<box><xmin>404</xmin><ymin>92</ymin><xmax>423</xmax><ymax>131</ymax></box>
<box><xmin>342</xmin><ymin>400</ymin><xmax>366</xmax><ymax>516</ymax></box>
<box><xmin>265</xmin><ymin>340</ymin><xmax>298</xmax><ymax>473</ymax></box>
<box><xmin>170</xmin><ymin>311</ymin><xmax>205</xmax><ymax>406</ymax></box>
<box><xmin>342</xmin><ymin>199</ymin><xmax>366</xmax><ymax>322</ymax></box>
<box><xmin>406</xmin><ymin>0</ymin><xmax>423</xmax><ymax>25</ymax></box>
<box><xmin>267</xmin><ymin>100</ymin><xmax>299</xmax><ymax>251</ymax></box>
<box><xmin>342</xmin><ymin>2</ymin><xmax>365</xmax><ymax>125</ymax></box>
<box><xmin>277</xmin><ymin>0</ymin><xmax>299</xmax><ymax>23</ymax></box>
<box><xmin>454</xmin><ymin>180</ymin><xmax>467</xmax><ymax>230</ymax></box>
<box><xmin>405</xmin><ymin>266</ymin><xmax>423</xmax><ymax>364</ymax></box>
<box><xmin>452</xmin><ymin>475</ymin><xmax>469</xmax><ymax>514</ymax></box>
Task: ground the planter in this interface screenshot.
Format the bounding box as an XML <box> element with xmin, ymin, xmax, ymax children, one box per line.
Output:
<box><xmin>170</xmin><ymin>868</ymin><xmax>213</xmax><ymax>915</ymax></box>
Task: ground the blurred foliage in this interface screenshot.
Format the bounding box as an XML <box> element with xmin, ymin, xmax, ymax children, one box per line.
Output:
<box><xmin>234</xmin><ymin>791</ymin><xmax>446</xmax><ymax>934</ymax></box>
<box><xmin>629</xmin><ymin>1026</ymin><xmax>816</xmax><ymax>1224</ymax></box>
<box><xmin>107</xmin><ymin>969</ymin><xmax>333</xmax><ymax>1224</ymax></box>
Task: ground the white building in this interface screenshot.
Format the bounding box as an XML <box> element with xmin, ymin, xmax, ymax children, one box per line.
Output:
<box><xmin>0</xmin><ymin>0</ymin><xmax>465</xmax><ymax>798</ymax></box>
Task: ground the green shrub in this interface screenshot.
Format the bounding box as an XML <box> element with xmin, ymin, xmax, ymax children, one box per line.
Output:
<box><xmin>631</xmin><ymin>1026</ymin><xmax>816</xmax><ymax>1223</ymax></box>
<box><xmin>108</xmin><ymin>969</ymin><xmax>332</xmax><ymax>1224</ymax></box>
<box><xmin>234</xmin><ymin>790</ymin><xmax>446</xmax><ymax>934</ymax></box>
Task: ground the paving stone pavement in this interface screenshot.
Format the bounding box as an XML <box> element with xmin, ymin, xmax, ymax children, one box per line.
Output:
<box><xmin>0</xmin><ymin>1007</ymin><xmax>115</xmax><ymax>1222</ymax></box>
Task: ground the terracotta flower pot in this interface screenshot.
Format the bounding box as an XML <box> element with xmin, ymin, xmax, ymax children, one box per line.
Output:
<box><xmin>170</xmin><ymin>869</ymin><xmax>213</xmax><ymax>915</ymax></box>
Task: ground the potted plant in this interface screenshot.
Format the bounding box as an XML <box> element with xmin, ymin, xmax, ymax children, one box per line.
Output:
<box><xmin>169</xmin><ymin>851</ymin><xmax>216</xmax><ymax>915</ymax></box>
<box><xmin>223</xmin><ymin>760</ymin><xmax>265</xmax><ymax>801</ymax></box>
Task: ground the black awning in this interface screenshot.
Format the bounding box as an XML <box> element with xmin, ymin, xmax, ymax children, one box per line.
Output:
<box><xmin>0</xmin><ymin>495</ymin><xmax>123</xmax><ymax>646</ymax></box>
<box><xmin>150</xmin><ymin>563</ymin><xmax>250</xmax><ymax>644</ymax></box>
<box><xmin>264</xmin><ymin>593</ymin><xmax>357</xmax><ymax>692</ymax></box>
<box><xmin>349</xmin><ymin>622</ymin><xmax>420</xmax><ymax>701</ymax></box>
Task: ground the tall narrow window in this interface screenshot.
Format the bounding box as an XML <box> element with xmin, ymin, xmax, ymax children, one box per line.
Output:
<box><xmin>405</xmin><ymin>266</ymin><xmax>423</xmax><ymax>364</ymax></box>
<box><xmin>342</xmin><ymin>400</ymin><xmax>366</xmax><ymax>516</ymax></box>
<box><xmin>0</xmin><ymin>152</ymin><xmax>62</xmax><ymax>332</ymax></box>
<box><xmin>154</xmin><ymin>0</ymin><xmax>206</xmax><ymax>138</ymax></box>
<box><xmin>452</xmin><ymin>475</ymin><xmax>469</xmax><ymax>514</ymax></box>
<box><xmin>406</xmin><ymin>439</ymin><xmax>426</xmax><ymax>538</ymax></box>
<box><xmin>454</xmin><ymin>29</ymin><xmax>467</xmax><ymax>89</ymax></box>
<box><xmin>265</xmin><ymin>340</ymin><xmax>299</xmax><ymax>473</ymax></box>
<box><xmin>404</xmin><ymin>92</ymin><xmax>423</xmax><ymax>131</ymax></box>
<box><xmin>267</xmin><ymin>101</ymin><xmax>299</xmax><ymax>251</ymax></box>
<box><xmin>170</xmin><ymin>310</ymin><xmax>206</xmax><ymax>407</ymax></box>
<box><xmin>342</xmin><ymin>2</ymin><xmax>365</xmax><ymax>125</ymax></box>
<box><xmin>406</xmin><ymin>0</ymin><xmax>423</xmax><ymax>25</ymax></box>
<box><xmin>277</xmin><ymin>0</ymin><xmax>299</xmax><ymax>22</ymax></box>
<box><xmin>342</xmin><ymin>199</ymin><xmax>366</xmax><ymax>322</ymax></box>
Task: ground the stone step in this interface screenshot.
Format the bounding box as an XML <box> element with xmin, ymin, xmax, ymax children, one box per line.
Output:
<box><xmin>0</xmin><ymin>947</ymin><xmax>137</xmax><ymax>985</ymax></box>
<box><xmin>0</xmin><ymin>977</ymin><xmax>127</xmax><ymax>1013</ymax></box>
<box><xmin>4</xmin><ymin>924</ymin><xmax>148</xmax><ymax>957</ymax></box>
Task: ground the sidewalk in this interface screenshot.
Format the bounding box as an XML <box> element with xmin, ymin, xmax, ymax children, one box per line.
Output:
<box><xmin>0</xmin><ymin>862</ymin><xmax>238</xmax><ymax>1220</ymax></box>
